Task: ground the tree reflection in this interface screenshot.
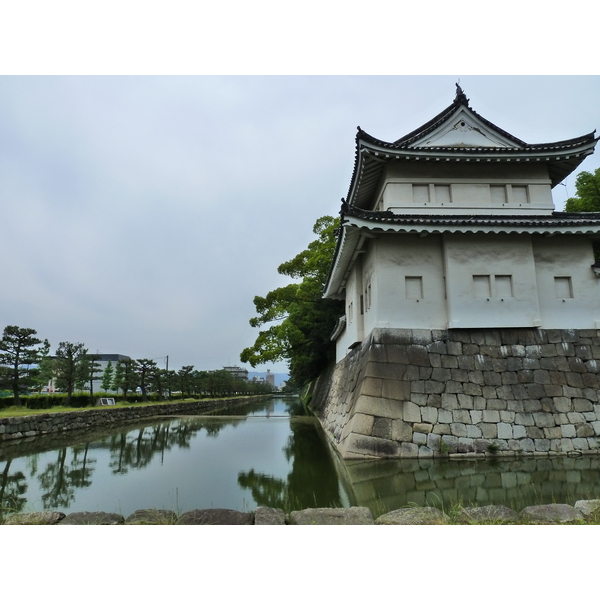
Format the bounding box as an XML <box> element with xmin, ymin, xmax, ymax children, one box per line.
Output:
<box><xmin>37</xmin><ymin>449</ymin><xmax>71</xmax><ymax>508</ymax></box>
<box><xmin>0</xmin><ymin>459</ymin><xmax>28</xmax><ymax>517</ymax></box>
<box><xmin>35</xmin><ymin>444</ymin><xmax>97</xmax><ymax>510</ymax></box>
<box><xmin>237</xmin><ymin>470</ymin><xmax>288</xmax><ymax>507</ymax></box>
<box><xmin>237</xmin><ymin>419</ymin><xmax>343</xmax><ymax>512</ymax></box>
<box><xmin>69</xmin><ymin>444</ymin><xmax>96</xmax><ymax>490</ymax></box>
<box><xmin>104</xmin><ymin>419</ymin><xmax>231</xmax><ymax>474</ymax></box>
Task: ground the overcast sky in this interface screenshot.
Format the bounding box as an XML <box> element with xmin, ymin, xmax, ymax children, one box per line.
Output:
<box><xmin>1</xmin><ymin>76</ymin><xmax>599</xmax><ymax>373</ymax></box>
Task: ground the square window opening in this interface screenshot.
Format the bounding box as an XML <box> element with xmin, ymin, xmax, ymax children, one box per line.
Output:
<box><xmin>473</xmin><ymin>275</ymin><xmax>491</xmax><ymax>299</ymax></box>
<box><xmin>495</xmin><ymin>275</ymin><xmax>513</xmax><ymax>297</ymax></box>
<box><xmin>554</xmin><ymin>277</ymin><xmax>573</xmax><ymax>299</ymax></box>
<box><xmin>405</xmin><ymin>276</ymin><xmax>423</xmax><ymax>300</ymax></box>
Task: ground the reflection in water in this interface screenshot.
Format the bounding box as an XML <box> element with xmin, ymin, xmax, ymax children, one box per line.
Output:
<box><xmin>0</xmin><ymin>397</ymin><xmax>348</xmax><ymax>517</ymax></box>
<box><xmin>37</xmin><ymin>445</ymin><xmax>96</xmax><ymax>509</ymax></box>
<box><xmin>0</xmin><ymin>459</ymin><xmax>27</xmax><ymax>515</ymax></box>
<box><xmin>346</xmin><ymin>455</ymin><xmax>600</xmax><ymax>518</ymax></box>
<box><xmin>2</xmin><ymin>396</ymin><xmax>600</xmax><ymax>519</ymax></box>
<box><xmin>238</xmin><ymin>420</ymin><xmax>345</xmax><ymax>512</ymax></box>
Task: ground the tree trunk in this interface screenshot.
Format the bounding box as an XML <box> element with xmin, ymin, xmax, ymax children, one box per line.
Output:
<box><xmin>11</xmin><ymin>365</ymin><xmax>22</xmax><ymax>407</ymax></box>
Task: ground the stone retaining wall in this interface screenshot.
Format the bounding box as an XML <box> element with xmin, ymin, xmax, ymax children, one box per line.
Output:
<box><xmin>0</xmin><ymin>397</ymin><xmax>259</xmax><ymax>443</ymax></box>
<box><xmin>309</xmin><ymin>328</ymin><xmax>600</xmax><ymax>459</ymax></box>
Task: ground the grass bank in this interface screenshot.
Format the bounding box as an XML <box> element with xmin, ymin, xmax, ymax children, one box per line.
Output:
<box><xmin>0</xmin><ymin>394</ymin><xmax>267</xmax><ymax>419</ymax></box>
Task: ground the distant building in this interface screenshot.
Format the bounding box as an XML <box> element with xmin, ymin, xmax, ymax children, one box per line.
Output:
<box><xmin>266</xmin><ymin>369</ymin><xmax>275</xmax><ymax>387</ymax></box>
<box><xmin>90</xmin><ymin>354</ymin><xmax>131</xmax><ymax>393</ymax></box>
<box><xmin>223</xmin><ymin>365</ymin><xmax>249</xmax><ymax>380</ymax></box>
<box><xmin>45</xmin><ymin>353</ymin><xmax>131</xmax><ymax>394</ymax></box>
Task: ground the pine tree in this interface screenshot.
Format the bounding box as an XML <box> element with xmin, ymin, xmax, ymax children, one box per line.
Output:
<box><xmin>0</xmin><ymin>326</ymin><xmax>48</xmax><ymax>406</ymax></box>
<box><xmin>101</xmin><ymin>361</ymin><xmax>114</xmax><ymax>392</ymax></box>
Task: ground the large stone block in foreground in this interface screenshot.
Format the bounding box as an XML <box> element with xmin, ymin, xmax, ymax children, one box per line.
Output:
<box><xmin>288</xmin><ymin>507</ymin><xmax>374</xmax><ymax>525</ymax></box>
<box><xmin>176</xmin><ymin>509</ymin><xmax>253</xmax><ymax>525</ymax></box>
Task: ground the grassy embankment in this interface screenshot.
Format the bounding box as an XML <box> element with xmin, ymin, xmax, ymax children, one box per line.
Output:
<box><xmin>0</xmin><ymin>395</ymin><xmax>260</xmax><ymax>419</ymax></box>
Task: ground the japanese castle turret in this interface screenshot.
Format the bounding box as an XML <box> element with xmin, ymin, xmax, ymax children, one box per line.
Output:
<box><xmin>311</xmin><ymin>87</ymin><xmax>600</xmax><ymax>459</ymax></box>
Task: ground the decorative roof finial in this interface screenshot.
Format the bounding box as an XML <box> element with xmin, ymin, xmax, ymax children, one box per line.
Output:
<box><xmin>454</xmin><ymin>82</ymin><xmax>469</xmax><ymax>106</ymax></box>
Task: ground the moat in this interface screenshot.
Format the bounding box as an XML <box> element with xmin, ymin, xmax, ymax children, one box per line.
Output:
<box><xmin>2</xmin><ymin>396</ymin><xmax>600</xmax><ymax>519</ymax></box>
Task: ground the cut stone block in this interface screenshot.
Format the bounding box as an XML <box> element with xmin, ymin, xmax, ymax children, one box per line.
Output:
<box><xmin>520</xmin><ymin>504</ymin><xmax>584</xmax><ymax>524</ymax></box>
<box><xmin>375</xmin><ymin>507</ymin><xmax>449</xmax><ymax>525</ymax></box>
<box><xmin>454</xmin><ymin>505</ymin><xmax>519</xmax><ymax>524</ymax></box>
<box><xmin>288</xmin><ymin>507</ymin><xmax>374</xmax><ymax>525</ymax></box>
<box><xmin>176</xmin><ymin>509</ymin><xmax>254</xmax><ymax>525</ymax></box>
<box><xmin>574</xmin><ymin>499</ymin><xmax>600</xmax><ymax>518</ymax></box>
<box><xmin>58</xmin><ymin>511</ymin><xmax>125</xmax><ymax>525</ymax></box>
<box><xmin>125</xmin><ymin>509</ymin><xmax>177</xmax><ymax>524</ymax></box>
<box><xmin>254</xmin><ymin>507</ymin><xmax>287</xmax><ymax>525</ymax></box>
<box><xmin>4</xmin><ymin>511</ymin><xmax>65</xmax><ymax>525</ymax></box>
<box><xmin>403</xmin><ymin>401</ymin><xmax>422</xmax><ymax>423</ymax></box>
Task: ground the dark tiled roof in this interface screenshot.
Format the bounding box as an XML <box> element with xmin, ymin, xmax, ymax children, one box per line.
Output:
<box><xmin>364</xmin><ymin>87</ymin><xmax>595</xmax><ymax>151</ymax></box>
<box><xmin>358</xmin><ymin>127</ymin><xmax>596</xmax><ymax>154</ymax></box>
<box><xmin>346</xmin><ymin>90</ymin><xmax>597</xmax><ymax>206</ymax></box>
<box><xmin>391</xmin><ymin>92</ymin><xmax>528</xmax><ymax>147</ymax></box>
<box><xmin>324</xmin><ymin>205</ymin><xmax>600</xmax><ymax>298</ymax></box>
<box><xmin>342</xmin><ymin>204</ymin><xmax>600</xmax><ymax>227</ymax></box>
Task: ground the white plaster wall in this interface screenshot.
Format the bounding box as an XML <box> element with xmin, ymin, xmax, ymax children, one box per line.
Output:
<box><xmin>334</xmin><ymin>235</ymin><xmax>449</xmax><ymax>361</ymax></box>
<box><xmin>382</xmin><ymin>161</ymin><xmax>552</xmax><ymax>184</ymax></box>
<box><xmin>333</xmin><ymin>232</ymin><xmax>600</xmax><ymax>364</ymax></box>
<box><xmin>370</xmin><ymin>234</ymin><xmax>448</xmax><ymax>330</ymax></box>
<box><xmin>378</xmin><ymin>162</ymin><xmax>554</xmax><ymax>214</ymax></box>
<box><xmin>533</xmin><ymin>236</ymin><xmax>600</xmax><ymax>329</ymax></box>
<box><xmin>334</xmin><ymin>328</ymin><xmax>351</xmax><ymax>363</ymax></box>
<box><xmin>444</xmin><ymin>233</ymin><xmax>541</xmax><ymax>328</ymax></box>
<box><xmin>335</xmin><ymin>260</ymin><xmax>364</xmax><ymax>362</ymax></box>
<box><xmin>361</xmin><ymin>239</ymin><xmax>378</xmax><ymax>335</ymax></box>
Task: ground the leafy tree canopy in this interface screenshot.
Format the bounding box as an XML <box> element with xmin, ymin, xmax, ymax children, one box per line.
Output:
<box><xmin>101</xmin><ymin>361</ymin><xmax>114</xmax><ymax>392</ymax></box>
<box><xmin>240</xmin><ymin>216</ymin><xmax>343</xmax><ymax>387</ymax></box>
<box><xmin>54</xmin><ymin>342</ymin><xmax>89</xmax><ymax>405</ymax></box>
<box><xmin>564</xmin><ymin>168</ymin><xmax>600</xmax><ymax>212</ymax></box>
<box><xmin>114</xmin><ymin>358</ymin><xmax>139</xmax><ymax>400</ymax></box>
<box><xmin>135</xmin><ymin>358</ymin><xmax>157</xmax><ymax>402</ymax></box>
<box><xmin>0</xmin><ymin>326</ymin><xmax>48</xmax><ymax>405</ymax></box>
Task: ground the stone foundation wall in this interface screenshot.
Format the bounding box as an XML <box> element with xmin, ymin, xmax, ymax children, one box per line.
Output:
<box><xmin>0</xmin><ymin>396</ymin><xmax>258</xmax><ymax>443</ymax></box>
<box><xmin>310</xmin><ymin>328</ymin><xmax>600</xmax><ymax>459</ymax></box>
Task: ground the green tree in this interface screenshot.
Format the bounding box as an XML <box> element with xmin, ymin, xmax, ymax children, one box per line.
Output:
<box><xmin>54</xmin><ymin>342</ymin><xmax>89</xmax><ymax>406</ymax></box>
<box><xmin>85</xmin><ymin>354</ymin><xmax>103</xmax><ymax>399</ymax></box>
<box><xmin>101</xmin><ymin>361</ymin><xmax>114</xmax><ymax>392</ymax></box>
<box><xmin>29</xmin><ymin>339</ymin><xmax>53</xmax><ymax>393</ymax></box>
<box><xmin>177</xmin><ymin>365</ymin><xmax>195</xmax><ymax>397</ymax></box>
<box><xmin>150</xmin><ymin>368</ymin><xmax>169</xmax><ymax>401</ymax></box>
<box><xmin>135</xmin><ymin>359</ymin><xmax>157</xmax><ymax>402</ymax></box>
<box><xmin>565</xmin><ymin>168</ymin><xmax>600</xmax><ymax>212</ymax></box>
<box><xmin>114</xmin><ymin>358</ymin><xmax>138</xmax><ymax>400</ymax></box>
<box><xmin>0</xmin><ymin>326</ymin><xmax>48</xmax><ymax>406</ymax></box>
<box><xmin>240</xmin><ymin>216</ymin><xmax>343</xmax><ymax>386</ymax></box>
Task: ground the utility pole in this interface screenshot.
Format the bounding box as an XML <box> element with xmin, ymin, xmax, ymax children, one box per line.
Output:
<box><xmin>165</xmin><ymin>355</ymin><xmax>170</xmax><ymax>398</ymax></box>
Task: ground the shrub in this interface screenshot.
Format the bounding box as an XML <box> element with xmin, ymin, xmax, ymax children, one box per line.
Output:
<box><xmin>0</xmin><ymin>396</ymin><xmax>16</xmax><ymax>410</ymax></box>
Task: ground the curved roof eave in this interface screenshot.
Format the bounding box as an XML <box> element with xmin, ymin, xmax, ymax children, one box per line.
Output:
<box><xmin>344</xmin><ymin>219</ymin><xmax>600</xmax><ymax>237</ymax></box>
<box><xmin>344</xmin><ymin>206</ymin><xmax>600</xmax><ymax>228</ymax></box>
<box><xmin>323</xmin><ymin>226</ymin><xmax>363</xmax><ymax>299</ymax></box>
<box><xmin>346</xmin><ymin>134</ymin><xmax>597</xmax><ymax>209</ymax></box>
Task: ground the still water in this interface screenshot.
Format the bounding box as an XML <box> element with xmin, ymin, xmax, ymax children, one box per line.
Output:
<box><xmin>0</xmin><ymin>396</ymin><xmax>351</xmax><ymax>517</ymax></box>
<box><xmin>2</xmin><ymin>396</ymin><xmax>600</xmax><ymax>519</ymax></box>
